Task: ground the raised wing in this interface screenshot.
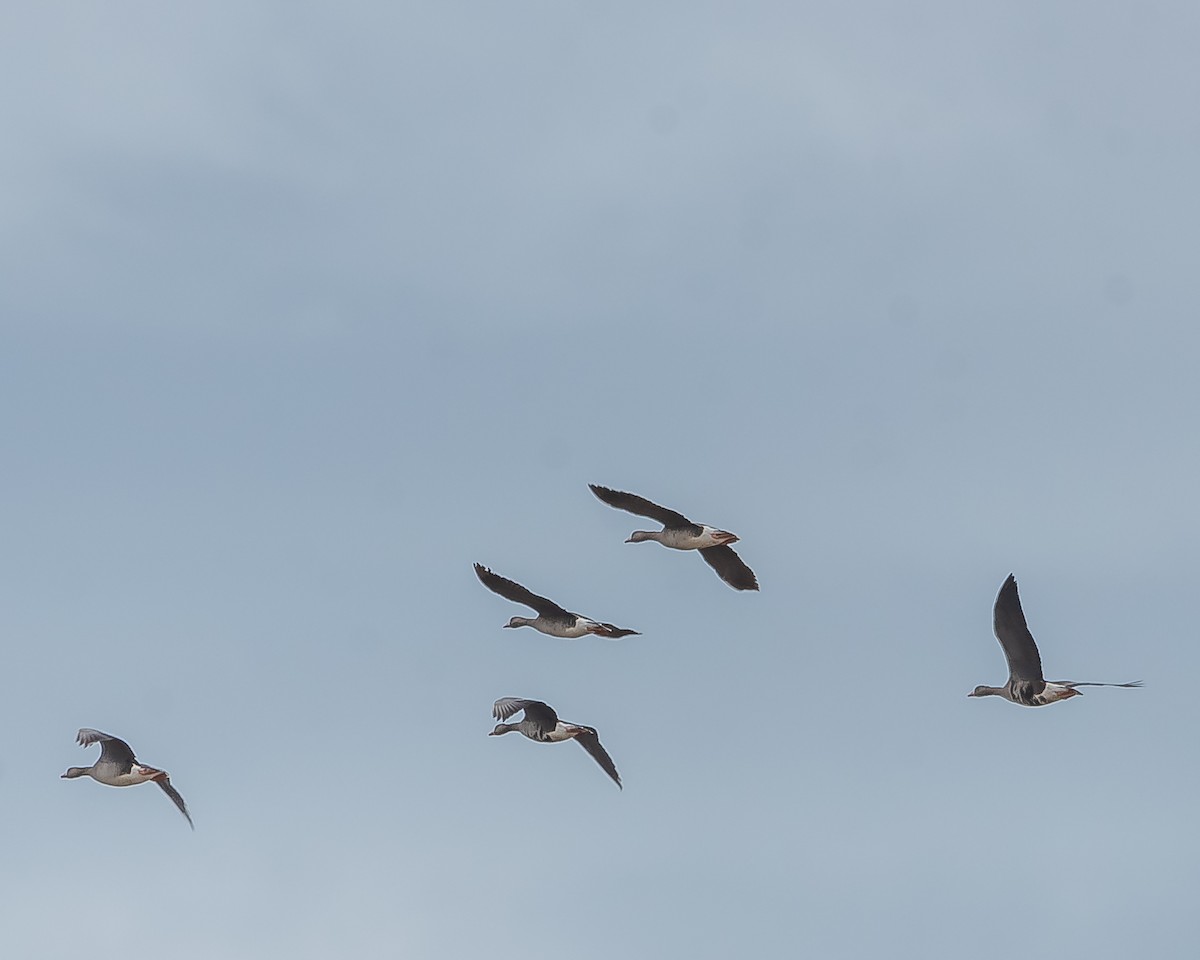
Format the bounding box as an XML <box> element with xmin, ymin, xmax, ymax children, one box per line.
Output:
<box><xmin>588</xmin><ymin>485</ymin><xmax>692</xmax><ymax>529</ymax></box>
<box><xmin>492</xmin><ymin>698</ymin><xmax>558</xmax><ymax>734</ymax></box>
<box><xmin>77</xmin><ymin>729</ymin><xmax>137</xmax><ymax>768</ymax></box>
<box><xmin>574</xmin><ymin>729</ymin><xmax>622</xmax><ymax>789</ymax></box>
<box><xmin>474</xmin><ymin>564</ymin><xmax>569</xmax><ymax>618</ymax></box>
<box><xmin>992</xmin><ymin>575</ymin><xmax>1045</xmax><ymax>684</ymax></box>
<box><xmin>698</xmin><ymin>545</ymin><xmax>759</xmax><ymax>591</ymax></box>
<box><xmin>156</xmin><ymin>776</ymin><xmax>194</xmax><ymax>830</ymax></box>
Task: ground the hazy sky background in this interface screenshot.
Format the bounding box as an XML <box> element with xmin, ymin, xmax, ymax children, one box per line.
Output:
<box><xmin>3</xmin><ymin>3</ymin><xmax>1198</xmax><ymax>958</ymax></box>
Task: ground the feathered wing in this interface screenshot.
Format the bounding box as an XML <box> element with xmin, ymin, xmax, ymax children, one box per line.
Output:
<box><xmin>992</xmin><ymin>575</ymin><xmax>1045</xmax><ymax>686</ymax></box>
<box><xmin>474</xmin><ymin>565</ymin><xmax>569</xmax><ymax>618</ymax></box>
<box><xmin>493</xmin><ymin>698</ymin><xmax>558</xmax><ymax>735</ymax></box>
<box><xmin>77</xmin><ymin>729</ymin><xmax>137</xmax><ymax>769</ymax></box>
<box><xmin>1060</xmin><ymin>680</ymin><xmax>1144</xmax><ymax>689</ymax></box>
<box><xmin>595</xmin><ymin>622</ymin><xmax>641</xmax><ymax>639</ymax></box>
<box><xmin>698</xmin><ymin>545</ymin><xmax>759</xmax><ymax>591</ymax></box>
<box><xmin>156</xmin><ymin>776</ymin><xmax>194</xmax><ymax>829</ymax></box>
<box><xmin>588</xmin><ymin>485</ymin><xmax>692</xmax><ymax>529</ymax></box>
<box><xmin>574</xmin><ymin>729</ymin><xmax>622</xmax><ymax>789</ymax></box>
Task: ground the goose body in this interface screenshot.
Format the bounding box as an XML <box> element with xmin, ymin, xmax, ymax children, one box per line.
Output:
<box><xmin>969</xmin><ymin>575</ymin><xmax>1142</xmax><ymax>707</ymax></box>
<box><xmin>489</xmin><ymin>698</ymin><xmax>622</xmax><ymax>788</ymax></box>
<box><xmin>474</xmin><ymin>564</ymin><xmax>639</xmax><ymax>639</ymax></box>
<box><xmin>647</xmin><ymin>525</ymin><xmax>738</xmax><ymax>551</ymax></box>
<box><xmin>62</xmin><ymin>728</ymin><xmax>194</xmax><ymax>828</ymax></box>
<box><xmin>588</xmin><ymin>484</ymin><xmax>759</xmax><ymax>591</ymax></box>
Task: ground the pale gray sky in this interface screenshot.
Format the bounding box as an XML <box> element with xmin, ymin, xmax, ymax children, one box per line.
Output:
<box><xmin>3</xmin><ymin>3</ymin><xmax>1198</xmax><ymax>958</ymax></box>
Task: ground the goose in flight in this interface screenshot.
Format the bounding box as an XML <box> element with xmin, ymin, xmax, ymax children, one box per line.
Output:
<box><xmin>489</xmin><ymin>698</ymin><xmax>622</xmax><ymax>788</ymax></box>
<box><xmin>62</xmin><ymin>728</ymin><xmax>194</xmax><ymax>828</ymax></box>
<box><xmin>969</xmin><ymin>574</ymin><xmax>1142</xmax><ymax>707</ymax></box>
<box><xmin>588</xmin><ymin>484</ymin><xmax>759</xmax><ymax>591</ymax></box>
<box><xmin>474</xmin><ymin>564</ymin><xmax>639</xmax><ymax>639</ymax></box>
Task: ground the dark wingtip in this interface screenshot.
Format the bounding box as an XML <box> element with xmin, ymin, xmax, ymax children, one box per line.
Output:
<box><xmin>589</xmin><ymin>483</ymin><xmax>621</xmax><ymax>503</ymax></box>
<box><xmin>600</xmin><ymin>625</ymin><xmax>641</xmax><ymax>639</ymax></box>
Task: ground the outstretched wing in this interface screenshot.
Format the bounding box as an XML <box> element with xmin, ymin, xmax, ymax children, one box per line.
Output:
<box><xmin>588</xmin><ymin>485</ymin><xmax>692</xmax><ymax>529</ymax></box>
<box><xmin>699</xmin><ymin>545</ymin><xmax>759</xmax><ymax>591</ymax></box>
<box><xmin>492</xmin><ymin>698</ymin><xmax>558</xmax><ymax>734</ymax></box>
<box><xmin>1060</xmin><ymin>680</ymin><xmax>1144</xmax><ymax>689</ymax></box>
<box><xmin>595</xmin><ymin>623</ymin><xmax>641</xmax><ymax>639</ymax></box>
<box><xmin>77</xmin><ymin>729</ymin><xmax>137</xmax><ymax>768</ymax></box>
<box><xmin>474</xmin><ymin>564</ymin><xmax>570</xmax><ymax>618</ymax></box>
<box><xmin>574</xmin><ymin>729</ymin><xmax>622</xmax><ymax>789</ymax></box>
<box><xmin>156</xmin><ymin>776</ymin><xmax>194</xmax><ymax>830</ymax></box>
<box><xmin>992</xmin><ymin>575</ymin><xmax>1045</xmax><ymax>684</ymax></box>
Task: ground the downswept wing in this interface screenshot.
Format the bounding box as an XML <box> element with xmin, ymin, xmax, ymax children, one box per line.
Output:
<box><xmin>474</xmin><ymin>565</ymin><xmax>570</xmax><ymax>619</ymax></box>
<box><xmin>699</xmin><ymin>545</ymin><xmax>759</xmax><ymax>592</ymax></box>
<box><xmin>574</xmin><ymin>729</ymin><xmax>622</xmax><ymax>789</ymax></box>
<box><xmin>155</xmin><ymin>776</ymin><xmax>194</xmax><ymax>829</ymax></box>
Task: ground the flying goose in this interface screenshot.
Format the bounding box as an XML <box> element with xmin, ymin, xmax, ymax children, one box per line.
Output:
<box><xmin>969</xmin><ymin>574</ymin><xmax>1142</xmax><ymax>707</ymax></box>
<box><xmin>474</xmin><ymin>564</ymin><xmax>639</xmax><ymax>639</ymax></box>
<box><xmin>588</xmin><ymin>484</ymin><xmax>759</xmax><ymax>591</ymax></box>
<box><xmin>61</xmin><ymin>728</ymin><xmax>193</xmax><ymax>828</ymax></box>
<box><xmin>489</xmin><ymin>698</ymin><xmax>622</xmax><ymax>788</ymax></box>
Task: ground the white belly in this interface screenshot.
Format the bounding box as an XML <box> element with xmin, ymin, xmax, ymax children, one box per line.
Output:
<box><xmin>533</xmin><ymin>618</ymin><xmax>593</xmax><ymax>639</ymax></box>
<box><xmin>544</xmin><ymin>723</ymin><xmax>578</xmax><ymax>743</ymax></box>
<box><xmin>661</xmin><ymin>526</ymin><xmax>737</xmax><ymax>550</ymax></box>
<box><xmin>92</xmin><ymin>771</ymin><xmax>153</xmax><ymax>787</ymax></box>
<box><xmin>1037</xmin><ymin>683</ymin><xmax>1078</xmax><ymax>704</ymax></box>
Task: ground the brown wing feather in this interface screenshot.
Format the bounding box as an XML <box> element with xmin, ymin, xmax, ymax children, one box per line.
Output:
<box><xmin>699</xmin><ymin>545</ymin><xmax>759</xmax><ymax>591</ymax></box>
<box><xmin>77</xmin><ymin>729</ymin><xmax>137</xmax><ymax>769</ymax></box>
<box><xmin>493</xmin><ymin>698</ymin><xmax>559</xmax><ymax>734</ymax></box>
<box><xmin>588</xmin><ymin>485</ymin><xmax>692</xmax><ymax>529</ymax></box>
<box><xmin>155</xmin><ymin>776</ymin><xmax>194</xmax><ymax>829</ymax></box>
<box><xmin>595</xmin><ymin>623</ymin><xmax>641</xmax><ymax>639</ymax></box>
<box><xmin>574</xmin><ymin>729</ymin><xmax>622</xmax><ymax>789</ymax></box>
<box><xmin>474</xmin><ymin>564</ymin><xmax>570</xmax><ymax>618</ymax></box>
<box><xmin>993</xmin><ymin>575</ymin><xmax>1045</xmax><ymax>684</ymax></box>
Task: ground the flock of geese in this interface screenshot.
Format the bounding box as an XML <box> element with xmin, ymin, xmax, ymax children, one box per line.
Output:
<box><xmin>60</xmin><ymin>483</ymin><xmax>1142</xmax><ymax>822</ymax></box>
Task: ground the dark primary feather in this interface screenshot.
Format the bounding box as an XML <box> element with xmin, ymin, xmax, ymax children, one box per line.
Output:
<box><xmin>1061</xmin><ymin>680</ymin><xmax>1145</xmax><ymax>689</ymax></box>
<box><xmin>474</xmin><ymin>565</ymin><xmax>570</xmax><ymax>619</ymax></box>
<box><xmin>493</xmin><ymin>698</ymin><xmax>558</xmax><ymax>735</ymax></box>
<box><xmin>597</xmin><ymin>623</ymin><xmax>640</xmax><ymax>639</ymax></box>
<box><xmin>992</xmin><ymin>575</ymin><xmax>1045</xmax><ymax>684</ymax></box>
<box><xmin>156</xmin><ymin>777</ymin><xmax>194</xmax><ymax>829</ymax></box>
<box><xmin>77</xmin><ymin>729</ymin><xmax>136</xmax><ymax>771</ymax></box>
<box><xmin>574</xmin><ymin>729</ymin><xmax>622</xmax><ymax>789</ymax></box>
<box><xmin>699</xmin><ymin>545</ymin><xmax>759</xmax><ymax>591</ymax></box>
<box><xmin>588</xmin><ymin>484</ymin><xmax>693</xmax><ymax>530</ymax></box>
